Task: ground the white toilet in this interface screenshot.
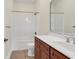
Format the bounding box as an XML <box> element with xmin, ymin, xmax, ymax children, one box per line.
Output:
<box><xmin>27</xmin><ymin>42</ymin><xmax>34</xmax><ymax>57</ymax></box>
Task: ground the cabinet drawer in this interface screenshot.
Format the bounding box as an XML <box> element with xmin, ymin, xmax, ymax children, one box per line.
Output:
<box><xmin>50</xmin><ymin>48</ymin><xmax>70</xmax><ymax>59</ymax></box>
<box><xmin>39</xmin><ymin>40</ymin><xmax>49</xmax><ymax>55</ymax></box>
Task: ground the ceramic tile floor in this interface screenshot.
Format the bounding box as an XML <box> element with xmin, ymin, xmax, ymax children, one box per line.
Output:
<box><xmin>10</xmin><ymin>50</ymin><xmax>34</xmax><ymax>59</ymax></box>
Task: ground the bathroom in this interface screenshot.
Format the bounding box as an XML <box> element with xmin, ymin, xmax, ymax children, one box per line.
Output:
<box><xmin>4</xmin><ymin>0</ymin><xmax>75</xmax><ymax>59</ymax></box>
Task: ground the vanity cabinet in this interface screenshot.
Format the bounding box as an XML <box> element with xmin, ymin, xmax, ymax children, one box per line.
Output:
<box><xmin>40</xmin><ymin>47</ymin><xmax>49</xmax><ymax>59</ymax></box>
<box><xmin>35</xmin><ymin>37</ymin><xmax>70</xmax><ymax>59</ymax></box>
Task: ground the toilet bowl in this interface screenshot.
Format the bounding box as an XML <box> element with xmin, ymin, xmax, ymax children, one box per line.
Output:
<box><xmin>27</xmin><ymin>43</ymin><xmax>34</xmax><ymax>57</ymax></box>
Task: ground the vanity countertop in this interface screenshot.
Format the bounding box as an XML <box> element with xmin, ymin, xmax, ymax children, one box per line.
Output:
<box><xmin>35</xmin><ymin>35</ymin><xmax>75</xmax><ymax>59</ymax></box>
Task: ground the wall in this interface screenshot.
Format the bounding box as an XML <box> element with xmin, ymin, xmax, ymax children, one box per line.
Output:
<box><xmin>4</xmin><ymin>0</ymin><xmax>13</xmax><ymax>59</ymax></box>
<box><xmin>13</xmin><ymin>2</ymin><xmax>36</xmax><ymax>12</ymax></box>
<box><xmin>51</xmin><ymin>0</ymin><xmax>75</xmax><ymax>33</ymax></box>
<box><xmin>36</xmin><ymin>0</ymin><xmax>50</xmax><ymax>35</ymax></box>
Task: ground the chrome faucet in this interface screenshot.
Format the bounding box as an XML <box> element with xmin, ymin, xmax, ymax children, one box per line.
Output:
<box><xmin>66</xmin><ymin>37</ymin><xmax>75</xmax><ymax>44</ymax></box>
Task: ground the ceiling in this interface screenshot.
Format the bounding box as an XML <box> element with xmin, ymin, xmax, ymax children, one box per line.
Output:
<box><xmin>14</xmin><ymin>0</ymin><xmax>37</xmax><ymax>4</ymax></box>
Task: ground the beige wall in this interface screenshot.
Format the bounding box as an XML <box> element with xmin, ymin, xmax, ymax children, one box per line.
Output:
<box><xmin>4</xmin><ymin>0</ymin><xmax>13</xmax><ymax>59</ymax></box>
<box><xmin>51</xmin><ymin>0</ymin><xmax>75</xmax><ymax>33</ymax></box>
<box><xmin>36</xmin><ymin>0</ymin><xmax>50</xmax><ymax>35</ymax></box>
<box><xmin>13</xmin><ymin>2</ymin><xmax>36</xmax><ymax>12</ymax></box>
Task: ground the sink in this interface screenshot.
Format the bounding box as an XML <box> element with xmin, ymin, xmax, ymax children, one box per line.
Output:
<box><xmin>52</xmin><ymin>41</ymin><xmax>75</xmax><ymax>52</ymax></box>
<box><xmin>37</xmin><ymin>35</ymin><xmax>75</xmax><ymax>52</ymax></box>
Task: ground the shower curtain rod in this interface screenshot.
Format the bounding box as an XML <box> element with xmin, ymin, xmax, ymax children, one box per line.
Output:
<box><xmin>11</xmin><ymin>11</ymin><xmax>39</xmax><ymax>14</ymax></box>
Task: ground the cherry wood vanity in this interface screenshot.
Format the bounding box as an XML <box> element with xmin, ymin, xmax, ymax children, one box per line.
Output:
<box><xmin>35</xmin><ymin>37</ymin><xmax>70</xmax><ymax>59</ymax></box>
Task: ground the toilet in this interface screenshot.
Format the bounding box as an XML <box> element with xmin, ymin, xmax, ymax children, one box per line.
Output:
<box><xmin>27</xmin><ymin>42</ymin><xmax>34</xmax><ymax>57</ymax></box>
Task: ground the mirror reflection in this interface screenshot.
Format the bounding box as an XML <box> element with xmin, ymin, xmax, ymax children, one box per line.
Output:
<box><xmin>50</xmin><ymin>0</ymin><xmax>75</xmax><ymax>36</ymax></box>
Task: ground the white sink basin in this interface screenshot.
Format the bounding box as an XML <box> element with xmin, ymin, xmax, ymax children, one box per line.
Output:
<box><xmin>52</xmin><ymin>41</ymin><xmax>75</xmax><ymax>52</ymax></box>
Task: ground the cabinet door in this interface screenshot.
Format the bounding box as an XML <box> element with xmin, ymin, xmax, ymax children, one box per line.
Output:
<box><xmin>40</xmin><ymin>50</ymin><xmax>49</xmax><ymax>59</ymax></box>
<box><xmin>39</xmin><ymin>40</ymin><xmax>50</xmax><ymax>55</ymax></box>
<box><xmin>50</xmin><ymin>48</ymin><xmax>70</xmax><ymax>59</ymax></box>
<box><xmin>35</xmin><ymin>37</ymin><xmax>40</xmax><ymax>59</ymax></box>
<box><xmin>40</xmin><ymin>41</ymin><xmax>49</xmax><ymax>59</ymax></box>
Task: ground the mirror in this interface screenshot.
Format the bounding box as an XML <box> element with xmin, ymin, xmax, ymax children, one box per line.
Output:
<box><xmin>50</xmin><ymin>0</ymin><xmax>75</xmax><ymax>36</ymax></box>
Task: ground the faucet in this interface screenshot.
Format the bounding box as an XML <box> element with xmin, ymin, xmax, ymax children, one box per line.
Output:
<box><xmin>66</xmin><ymin>37</ymin><xmax>75</xmax><ymax>44</ymax></box>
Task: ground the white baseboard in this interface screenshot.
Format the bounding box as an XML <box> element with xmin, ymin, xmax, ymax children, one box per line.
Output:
<box><xmin>6</xmin><ymin>49</ymin><xmax>12</xmax><ymax>59</ymax></box>
<box><xmin>12</xmin><ymin>47</ymin><xmax>28</xmax><ymax>51</ymax></box>
<box><xmin>12</xmin><ymin>43</ymin><xmax>31</xmax><ymax>51</ymax></box>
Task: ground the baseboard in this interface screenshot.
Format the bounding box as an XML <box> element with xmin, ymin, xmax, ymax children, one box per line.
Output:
<box><xmin>6</xmin><ymin>49</ymin><xmax>12</xmax><ymax>59</ymax></box>
<box><xmin>12</xmin><ymin>48</ymin><xmax>28</xmax><ymax>52</ymax></box>
<box><xmin>12</xmin><ymin>45</ymin><xmax>29</xmax><ymax>51</ymax></box>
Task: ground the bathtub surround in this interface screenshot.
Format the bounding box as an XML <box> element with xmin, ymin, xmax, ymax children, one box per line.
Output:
<box><xmin>11</xmin><ymin>13</ymin><xmax>37</xmax><ymax>50</ymax></box>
